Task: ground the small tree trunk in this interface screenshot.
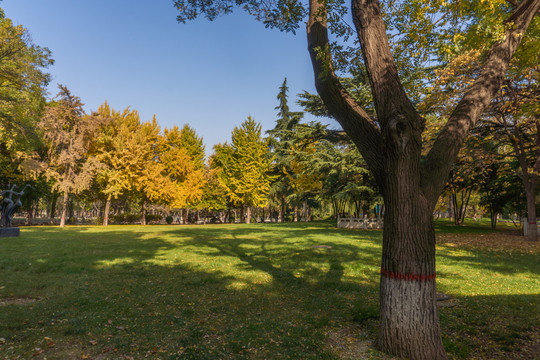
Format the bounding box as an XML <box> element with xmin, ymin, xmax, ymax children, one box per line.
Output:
<box><xmin>103</xmin><ymin>197</ymin><xmax>111</xmax><ymax>226</ymax></box>
<box><xmin>246</xmin><ymin>206</ymin><xmax>251</xmax><ymax>224</ymax></box>
<box><xmin>491</xmin><ymin>210</ymin><xmax>498</xmax><ymax>230</ymax></box>
<box><xmin>141</xmin><ymin>197</ymin><xmax>147</xmax><ymax>226</ymax></box>
<box><xmin>294</xmin><ymin>206</ymin><xmax>298</xmax><ymax>222</ymax></box>
<box><xmin>59</xmin><ymin>189</ymin><xmax>69</xmax><ymax>227</ymax></box>
<box><xmin>448</xmin><ymin>195</ymin><xmax>453</xmax><ymax>222</ymax></box>
<box><xmin>25</xmin><ymin>204</ymin><xmax>33</xmax><ymax>225</ymax></box>
<box><xmin>524</xmin><ymin>183</ymin><xmax>537</xmax><ymax>241</ymax></box>
<box><xmin>303</xmin><ymin>200</ymin><xmax>308</xmax><ymax>222</ymax></box>
<box><xmin>50</xmin><ymin>192</ymin><xmax>58</xmax><ymax>220</ymax></box>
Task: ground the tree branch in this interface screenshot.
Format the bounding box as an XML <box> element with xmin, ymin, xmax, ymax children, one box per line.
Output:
<box><xmin>506</xmin><ymin>0</ymin><xmax>519</xmax><ymax>7</ymax></box>
<box><xmin>307</xmin><ymin>0</ymin><xmax>383</xmax><ymax>182</ymax></box>
<box><xmin>420</xmin><ymin>0</ymin><xmax>540</xmax><ymax>206</ymax></box>
<box><xmin>350</xmin><ymin>0</ymin><xmax>423</xmax><ymax>129</ymax></box>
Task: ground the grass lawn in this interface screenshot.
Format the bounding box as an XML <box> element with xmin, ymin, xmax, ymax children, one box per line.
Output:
<box><xmin>0</xmin><ymin>221</ymin><xmax>538</xmax><ymax>359</ymax></box>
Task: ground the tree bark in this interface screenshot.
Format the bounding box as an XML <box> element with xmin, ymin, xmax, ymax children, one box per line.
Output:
<box><xmin>103</xmin><ymin>197</ymin><xmax>111</xmax><ymax>226</ymax></box>
<box><xmin>510</xmin><ymin>116</ymin><xmax>539</xmax><ymax>241</ymax></box>
<box><xmin>378</xmin><ymin>167</ymin><xmax>445</xmax><ymax>359</ymax></box>
<box><xmin>524</xmin><ymin>183</ymin><xmax>537</xmax><ymax>241</ymax></box>
<box><xmin>50</xmin><ymin>192</ymin><xmax>58</xmax><ymax>221</ymax></box>
<box><xmin>59</xmin><ymin>189</ymin><xmax>69</xmax><ymax>228</ymax></box>
<box><xmin>491</xmin><ymin>210</ymin><xmax>498</xmax><ymax>230</ymax></box>
<box><xmin>141</xmin><ymin>196</ymin><xmax>147</xmax><ymax>226</ymax></box>
<box><xmin>280</xmin><ymin>196</ymin><xmax>286</xmax><ymax>222</ymax></box>
<box><xmin>246</xmin><ymin>206</ymin><xmax>251</xmax><ymax>224</ymax></box>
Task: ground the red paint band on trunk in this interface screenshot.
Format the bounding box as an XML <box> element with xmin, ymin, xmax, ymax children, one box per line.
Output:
<box><xmin>380</xmin><ymin>268</ymin><xmax>436</xmax><ymax>281</ymax></box>
<box><xmin>528</xmin><ymin>222</ymin><xmax>536</xmax><ymax>224</ymax></box>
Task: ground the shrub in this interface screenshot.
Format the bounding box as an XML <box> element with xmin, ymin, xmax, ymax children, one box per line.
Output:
<box><xmin>146</xmin><ymin>214</ymin><xmax>162</xmax><ymax>224</ymax></box>
<box><xmin>165</xmin><ymin>215</ymin><xmax>173</xmax><ymax>224</ymax></box>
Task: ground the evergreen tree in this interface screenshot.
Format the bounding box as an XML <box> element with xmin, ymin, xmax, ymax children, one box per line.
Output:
<box><xmin>267</xmin><ymin>78</ymin><xmax>303</xmax><ymax>221</ymax></box>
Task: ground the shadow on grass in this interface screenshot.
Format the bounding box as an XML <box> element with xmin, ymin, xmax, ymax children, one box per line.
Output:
<box><xmin>439</xmin><ymin>293</ymin><xmax>540</xmax><ymax>359</ymax></box>
<box><xmin>0</xmin><ymin>224</ymin><xmax>382</xmax><ymax>359</ymax></box>
<box><xmin>0</xmin><ymin>223</ymin><xmax>537</xmax><ymax>359</ymax></box>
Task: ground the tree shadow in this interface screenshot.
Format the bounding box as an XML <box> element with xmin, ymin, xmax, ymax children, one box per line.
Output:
<box><xmin>1</xmin><ymin>224</ymin><xmax>535</xmax><ymax>359</ymax></box>
<box><xmin>439</xmin><ymin>293</ymin><xmax>540</xmax><ymax>359</ymax></box>
<box><xmin>0</xmin><ymin>224</ymin><xmax>382</xmax><ymax>359</ymax></box>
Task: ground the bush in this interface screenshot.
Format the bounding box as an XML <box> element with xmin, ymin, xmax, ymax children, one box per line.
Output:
<box><xmin>165</xmin><ymin>215</ymin><xmax>173</xmax><ymax>224</ymax></box>
<box><xmin>109</xmin><ymin>214</ymin><xmax>141</xmax><ymax>224</ymax></box>
<box><xmin>111</xmin><ymin>214</ymin><xmax>126</xmax><ymax>224</ymax></box>
<box><xmin>125</xmin><ymin>214</ymin><xmax>140</xmax><ymax>224</ymax></box>
<box><xmin>146</xmin><ymin>214</ymin><xmax>162</xmax><ymax>224</ymax></box>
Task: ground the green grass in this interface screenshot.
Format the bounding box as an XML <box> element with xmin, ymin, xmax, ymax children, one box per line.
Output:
<box><xmin>0</xmin><ymin>222</ymin><xmax>538</xmax><ymax>359</ymax></box>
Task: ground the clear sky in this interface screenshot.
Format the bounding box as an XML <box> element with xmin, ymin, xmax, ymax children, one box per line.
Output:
<box><xmin>2</xmin><ymin>0</ymin><xmax>331</xmax><ymax>152</ymax></box>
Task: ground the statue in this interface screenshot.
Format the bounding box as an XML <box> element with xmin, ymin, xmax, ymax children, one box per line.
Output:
<box><xmin>1</xmin><ymin>184</ymin><xmax>32</xmax><ymax>228</ymax></box>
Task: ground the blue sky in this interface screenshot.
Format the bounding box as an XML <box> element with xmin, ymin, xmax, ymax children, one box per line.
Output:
<box><xmin>2</xmin><ymin>0</ymin><xmax>330</xmax><ymax>152</ymax></box>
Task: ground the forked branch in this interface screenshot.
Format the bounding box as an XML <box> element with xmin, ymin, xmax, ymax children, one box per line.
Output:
<box><xmin>307</xmin><ymin>0</ymin><xmax>384</xmax><ymax>182</ymax></box>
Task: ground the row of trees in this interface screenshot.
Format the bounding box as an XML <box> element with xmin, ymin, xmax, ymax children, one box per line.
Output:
<box><xmin>0</xmin><ymin>7</ymin><xmax>535</xmax><ymax>234</ymax></box>
<box><xmin>9</xmin><ymin>81</ymin><xmax>385</xmax><ymax>227</ymax></box>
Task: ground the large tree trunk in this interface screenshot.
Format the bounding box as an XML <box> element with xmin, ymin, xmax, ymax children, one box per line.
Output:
<box><xmin>378</xmin><ymin>184</ymin><xmax>445</xmax><ymax>358</ymax></box>
<box><xmin>103</xmin><ymin>197</ymin><xmax>111</xmax><ymax>226</ymax></box>
<box><xmin>59</xmin><ymin>189</ymin><xmax>69</xmax><ymax>227</ymax></box>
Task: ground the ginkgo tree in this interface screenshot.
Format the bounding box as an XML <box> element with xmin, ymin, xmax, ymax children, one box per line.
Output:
<box><xmin>92</xmin><ymin>102</ymin><xmax>174</xmax><ymax>225</ymax></box>
<box><xmin>213</xmin><ymin>117</ymin><xmax>273</xmax><ymax>223</ymax></box>
<box><xmin>40</xmin><ymin>86</ymin><xmax>104</xmax><ymax>227</ymax></box>
<box><xmin>157</xmin><ymin>125</ymin><xmax>206</xmax><ymax>212</ymax></box>
<box><xmin>173</xmin><ymin>0</ymin><xmax>540</xmax><ymax>358</ymax></box>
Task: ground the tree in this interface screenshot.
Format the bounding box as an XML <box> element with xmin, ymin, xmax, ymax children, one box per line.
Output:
<box><xmin>158</xmin><ymin>125</ymin><xmax>205</xmax><ymax>211</ymax></box>
<box><xmin>489</xmin><ymin>68</ymin><xmax>539</xmax><ymax>240</ymax></box>
<box><xmin>127</xmin><ymin>116</ymin><xmax>173</xmax><ymax>225</ymax></box>
<box><xmin>422</xmin><ymin>25</ymin><xmax>539</xmax><ymax>239</ymax></box>
<box><xmin>0</xmin><ymin>9</ymin><xmax>51</xmax><ymax>130</ymax></box>
<box><xmin>267</xmin><ymin>78</ymin><xmax>303</xmax><ymax>222</ymax></box>
<box><xmin>0</xmin><ymin>10</ymin><xmax>51</xmax><ymax>186</ymax></box>
<box><xmin>91</xmin><ymin>102</ymin><xmax>135</xmax><ymax>226</ymax></box>
<box><xmin>40</xmin><ymin>86</ymin><xmax>102</xmax><ymax>227</ymax></box>
<box><xmin>174</xmin><ymin>0</ymin><xmax>539</xmax><ymax>357</ymax></box>
<box><xmin>91</xmin><ymin>103</ymin><xmax>174</xmax><ymax>225</ymax></box>
<box><xmin>214</xmin><ymin>117</ymin><xmax>273</xmax><ymax>223</ymax></box>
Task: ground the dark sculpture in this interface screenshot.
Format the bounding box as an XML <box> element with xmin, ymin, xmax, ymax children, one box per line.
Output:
<box><xmin>1</xmin><ymin>184</ymin><xmax>31</xmax><ymax>228</ymax></box>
